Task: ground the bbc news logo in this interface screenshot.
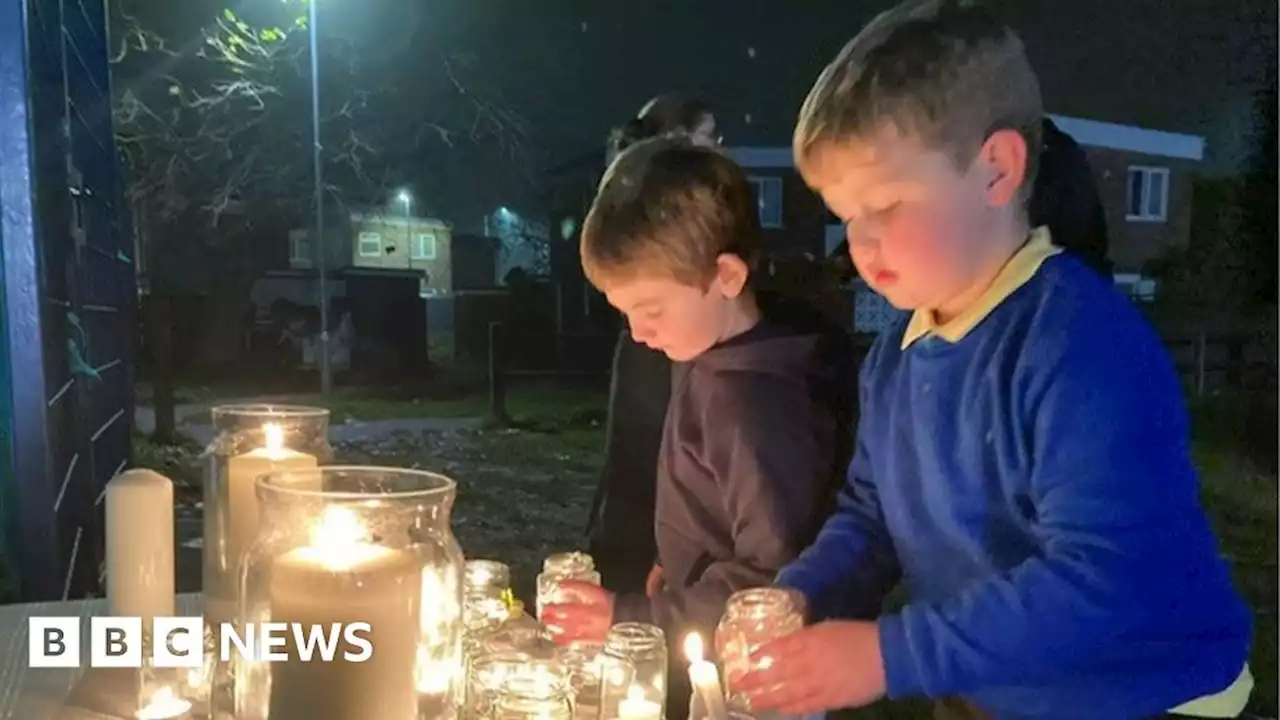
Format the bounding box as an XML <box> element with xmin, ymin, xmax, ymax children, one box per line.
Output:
<box><xmin>29</xmin><ymin>617</ymin><xmax>374</xmax><ymax>668</ymax></box>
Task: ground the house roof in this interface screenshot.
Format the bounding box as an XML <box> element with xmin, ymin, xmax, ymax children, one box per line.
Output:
<box><xmin>727</xmin><ymin>113</ymin><xmax>1206</xmax><ymax>168</ymax></box>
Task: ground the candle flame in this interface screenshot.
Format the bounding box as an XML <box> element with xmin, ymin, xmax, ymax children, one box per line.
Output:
<box><xmin>136</xmin><ymin>686</ymin><xmax>192</xmax><ymax>719</ymax></box>
<box><xmin>303</xmin><ymin>506</ymin><xmax>378</xmax><ymax>570</ymax></box>
<box><xmin>683</xmin><ymin>631</ymin><xmax>704</xmax><ymax>663</ymax></box>
<box><xmin>626</xmin><ymin>684</ymin><xmax>646</xmax><ymax>702</ymax></box>
<box><xmin>263</xmin><ymin>423</ymin><xmax>285</xmax><ymax>454</ymax></box>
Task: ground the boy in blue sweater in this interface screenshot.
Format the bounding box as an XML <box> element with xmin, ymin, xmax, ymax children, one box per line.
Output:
<box><xmin>732</xmin><ymin>2</ymin><xmax>1255</xmax><ymax>719</ymax></box>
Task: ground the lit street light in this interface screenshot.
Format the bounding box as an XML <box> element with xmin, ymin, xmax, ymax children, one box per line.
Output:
<box><xmin>308</xmin><ymin>0</ymin><xmax>331</xmax><ymax>396</ymax></box>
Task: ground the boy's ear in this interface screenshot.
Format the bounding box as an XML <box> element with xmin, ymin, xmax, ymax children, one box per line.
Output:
<box><xmin>713</xmin><ymin>253</ymin><xmax>751</xmax><ymax>298</ymax></box>
<box><xmin>978</xmin><ymin>128</ymin><xmax>1029</xmax><ymax>208</ymax></box>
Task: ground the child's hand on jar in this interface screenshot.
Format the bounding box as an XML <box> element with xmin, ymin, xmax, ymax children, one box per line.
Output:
<box><xmin>541</xmin><ymin>580</ymin><xmax>613</xmax><ymax>645</ymax></box>
<box><xmin>730</xmin><ymin>620</ymin><xmax>886</xmax><ymax>715</ymax></box>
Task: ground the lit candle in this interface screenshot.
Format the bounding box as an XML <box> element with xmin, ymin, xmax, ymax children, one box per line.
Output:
<box><xmin>684</xmin><ymin>632</ymin><xmax>728</xmax><ymax>720</ymax></box>
<box><xmin>226</xmin><ymin>423</ymin><xmax>319</xmax><ymax>580</ymax></box>
<box><xmin>267</xmin><ymin>506</ymin><xmax>423</xmax><ymax>720</ymax></box>
<box><xmin>618</xmin><ymin>684</ymin><xmax>663</xmax><ymax>720</ymax></box>
<box><xmin>135</xmin><ymin>686</ymin><xmax>192</xmax><ymax>720</ymax></box>
<box><xmin>106</xmin><ymin>470</ymin><xmax>175</xmax><ymax>622</ymax></box>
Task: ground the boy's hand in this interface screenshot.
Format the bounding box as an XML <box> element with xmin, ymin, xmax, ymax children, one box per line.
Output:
<box><xmin>731</xmin><ymin>621</ymin><xmax>887</xmax><ymax>715</ymax></box>
<box><xmin>644</xmin><ymin>564</ymin><xmax>665</xmax><ymax>598</ymax></box>
<box><xmin>540</xmin><ymin>580</ymin><xmax>614</xmax><ymax>646</ymax></box>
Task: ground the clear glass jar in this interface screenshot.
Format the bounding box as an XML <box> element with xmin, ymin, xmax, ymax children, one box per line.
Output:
<box><xmin>536</xmin><ymin>552</ymin><xmax>601</xmax><ymax>621</ymax></box>
<box><xmin>466</xmin><ymin>559</ymin><xmax>514</xmax><ymax>632</ymax></box>
<box><xmin>233</xmin><ymin>466</ymin><xmax>465</xmax><ymax>720</ymax></box>
<box><xmin>599</xmin><ymin>623</ymin><xmax>666</xmax><ymax>720</ymax></box>
<box><xmin>202</xmin><ymin>405</ymin><xmax>331</xmax><ymax>627</ymax></box>
<box><xmin>468</xmin><ymin>654</ymin><xmax>569</xmax><ymax>720</ymax></box>
<box><xmin>490</xmin><ymin>670</ymin><xmax>574</xmax><ymax>720</ymax></box>
<box><xmin>715</xmin><ymin>588</ymin><xmax>805</xmax><ymax>715</ymax></box>
<box><xmin>558</xmin><ymin>642</ymin><xmax>606</xmax><ymax>720</ymax></box>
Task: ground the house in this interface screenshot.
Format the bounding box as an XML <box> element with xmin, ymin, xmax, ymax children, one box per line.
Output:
<box><xmin>258</xmin><ymin>213</ymin><xmax>501</xmax><ymax>370</ymax></box>
<box><xmin>287</xmin><ymin>212</ymin><xmax>455</xmax><ymax>298</ymax></box>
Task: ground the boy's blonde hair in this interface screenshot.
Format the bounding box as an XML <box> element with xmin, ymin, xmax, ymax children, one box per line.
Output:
<box><xmin>581</xmin><ymin>136</ymin><xmax>760</xmax><ymax>289</ymax></box>
<box><xmin>795</xmin><ymin>0</ymin><xmax>1044</xmax><ymax>198</ymax></box>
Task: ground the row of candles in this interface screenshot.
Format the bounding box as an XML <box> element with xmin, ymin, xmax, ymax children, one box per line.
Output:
<box><xmin>102</xmin><ymin>405</ymin><xmax>795</xmax><ymax>719</ymax></box>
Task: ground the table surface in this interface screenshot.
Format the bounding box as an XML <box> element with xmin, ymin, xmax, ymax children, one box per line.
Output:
<box><xmin>0</xmin><ymin>594</ymin><xmax>202</xmax><ymax>720</ymax></box>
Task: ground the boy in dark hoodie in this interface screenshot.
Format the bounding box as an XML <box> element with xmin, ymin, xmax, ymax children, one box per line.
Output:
<box><xmin>542</xmin><ymin>135</ymin><xmax>850</xmax><ymax>703</ymax></box>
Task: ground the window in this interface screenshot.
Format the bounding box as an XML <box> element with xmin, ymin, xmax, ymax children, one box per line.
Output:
<box><xmin>289</xmin><ymin>231</ymin><xmax>312</xmax><ymax>266</ymax></box>
<box><xmin>748</xmin><ymin>176</ymin><xmax>783</xmax><ymax>228</ymax></box>
<box><xmin>358</xmin><ymin>231</ymin><xmax>382</xmax><ymax>257</ymax></box>
<box><xmin>1126</xmin><ymin>166</ymin><xmax>1169</xmax><ymax>222</ymax></box>
<box><xmin>412</xmin><ymin>231</ymin><xmax>437</xmax><ymax>260</ymax></box>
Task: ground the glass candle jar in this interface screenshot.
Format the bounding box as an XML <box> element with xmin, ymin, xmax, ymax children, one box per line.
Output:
<box><xmin>466</xmin><ymin>559</ymin><xmax>514</xmax><ymax>632</ymax></box>
<box><xmin>468</xmin><ymin>655</ymin><xmax>569</xmax><ymax>720</ymax></box>
<box><xmin>202</xmin><ymin>405</ymin><xmax>331</xmax><ymax>627</ymax></box>
<box><xmin>558</xmin><ymin>641</ymin><xmax>606</xmax><ymax>720</ymax></box>
<box><xmin>599</xmin><ymin>623</ymin><xmax>667</xmax><ymax>720</ymax></box>
<box><xmin>491</xmin><ymin>672</ymin><xmax>575</xmax><ymax>720</ymax></box>
<box><xmin>233</xmin><ymin>466</ymin><xmax>465</xmax><ymax>720</ymax></box>
<box><xmin>715</xmin><ymin>588</ymin><xmax>805</xmax><ymax>715</ymax></box>
<box><xmin>535</xmin><ymin>552</ymin><xmax>600</xmax><ymax>621</ymax></box>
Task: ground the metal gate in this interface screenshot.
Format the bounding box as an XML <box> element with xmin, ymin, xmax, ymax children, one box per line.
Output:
<box><xmin>0</xmin><ymin>0</ymin><xmax>135</xmax><ymax>601</ymax></box>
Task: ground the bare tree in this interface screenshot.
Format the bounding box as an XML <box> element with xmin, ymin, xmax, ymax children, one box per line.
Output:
<box><xmin>111</xmin><ymin>1</ymin><xmax>527</xmax><ymax>432</ymax></box>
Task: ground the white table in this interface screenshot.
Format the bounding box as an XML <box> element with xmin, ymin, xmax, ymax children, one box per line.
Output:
<box><xmin>0</xmin><ymin>594</ymin><xmax>201</xmax><ymax>719</ymax></box>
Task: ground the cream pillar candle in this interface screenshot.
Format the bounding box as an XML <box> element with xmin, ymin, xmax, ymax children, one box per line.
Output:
<box><xmin>226</xmin><ymin>423</ymin><xmax>318</xmax><ymax>580</ymax></box>
<box><xmin>267</xmin><ymin>506</ymin><xmax>423</xmax><ymax>720</ymax></box>
<box><xmin>106</xmin><ymin>469</ymin><xmax>175</xmax><ymax>621</ymax></box>
<box><xmin>684</xmin><ymin>632</ymin><xmax>728</xmax><ymax>720</ymax></box>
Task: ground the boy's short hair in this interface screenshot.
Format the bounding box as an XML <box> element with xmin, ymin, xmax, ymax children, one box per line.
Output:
<box><xmin>581</xmin><ymin>136</ymin><xmax>760</xmax><ymax>288</ymax></box>
<box><xmin>795</xmin><ymin>0</ymin><xmax>1044</xmax><ymax>197</ymax></box>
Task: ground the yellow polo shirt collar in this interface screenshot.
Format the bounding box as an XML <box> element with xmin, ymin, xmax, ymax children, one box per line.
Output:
<box><xmin>900</xmin><ymin>226</ymin><xmax>1060</xmax><ymax>351</ymax></box>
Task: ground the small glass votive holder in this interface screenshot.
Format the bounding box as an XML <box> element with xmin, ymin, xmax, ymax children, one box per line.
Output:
<box><xmin>599</xmin><ymin>623</ymin><xmax>666</xmax><ymax>719</ymax></box>
<box><xmin>536</xmin><ymin>552</ymin><xmax>600</xmax><ymax>621</ymax></box>
<box><xmin>716</xmin><ymin>587</ymin><xmax>806</xmax><ymax>715</ymax></box>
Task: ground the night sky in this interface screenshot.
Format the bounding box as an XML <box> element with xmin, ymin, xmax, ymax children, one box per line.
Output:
<box><xmin>245</xmin><ymin>0</ymin><xmax>1277</xmax><ymax>225</ymax></box>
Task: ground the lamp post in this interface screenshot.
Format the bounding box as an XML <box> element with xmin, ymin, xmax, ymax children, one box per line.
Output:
<box><xmin>397</xmin><ymin>189</ymin><xmax>413</xmax><ymax>256</ymax></box>
<box><xmin>308</xmin><ymin>0</ymin><xmax>331</xmax><ymax>396</ymax></box>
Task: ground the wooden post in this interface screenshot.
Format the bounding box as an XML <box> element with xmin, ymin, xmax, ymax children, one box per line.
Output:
<box><xmin>488</xmin><ymin>321</ymin><xmax>507</xmax><ymax>423</ymax></box>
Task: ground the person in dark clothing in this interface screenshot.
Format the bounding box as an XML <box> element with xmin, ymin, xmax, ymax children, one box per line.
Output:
<box><xmin>586</xmin><ymin>95</ymin><xmax>726</xmax><ymax>596</ymax></box>
<box><xmin>546</xmin><ymin>136</ymin><xmax>853</xmax><ymax>718</ymax></box>
<box><xmin>1029</xmin><ymin>116</ymin><xmax>1113</xmax><ymax>277</ymax></box>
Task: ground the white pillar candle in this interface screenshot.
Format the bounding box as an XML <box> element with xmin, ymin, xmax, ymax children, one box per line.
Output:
<box><xmin>267</xmin><ymin>506</ymin><xmax>423</xmax><ymax>720</ymax></box>
<box><xmin>618</xmin><ymin>684</ymin><xmax>663</xmax><ymax>720</ymax></box>
<box><xmin>684</xmin><ymin>632</ymin><xmax>728</xmax><ymax>720</ymax></box>
<box><xmin>106</xmin><ymin>469</ymin><xmax>175</xmax><ymax>621</ymax></box>
<box><xmin>226</xmin><ymin>423</ymin><xmax>318</xmax><ymax>579</ymax></box>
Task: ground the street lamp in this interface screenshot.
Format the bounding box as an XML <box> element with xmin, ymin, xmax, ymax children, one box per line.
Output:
<box><xmin>308</xmin><ymin>0</ymin><xmax>332</xmax><ymax>396</ymax></box>
<box><xmin>396</xmin><ymin>189</ymin><xmax>413</xmax><ymax>256</ymax></box>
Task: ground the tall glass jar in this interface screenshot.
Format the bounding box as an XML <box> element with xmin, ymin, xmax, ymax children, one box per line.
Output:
<box><xmin>233</xmin><ymin>466</ymin><xmax>465</xmax><ymax>720</ymax></box>
<box><xmin>599</xmin><ymin>623</ymin><xmax>667</xmax><ymax>720</ymax></box>
<box><xmin>202</xmin><ymin>404</ymin><xmax>331</xmax><ymax>627</ymax></box>
<box><xmin>715</xmin><ymin>588</ymin><xmax>806</xmax><ymax>717</ymax></box>
<box><xmin>536</xmin><ymin>552</ymin><xmax>600</xmax><ymax>621</ymax></box>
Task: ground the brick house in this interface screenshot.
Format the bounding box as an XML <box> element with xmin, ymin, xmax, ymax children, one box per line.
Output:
<box><xmin>287</xmin><ymin>212</ymin><xmax>455</xmax><ymax>297</ymax></box>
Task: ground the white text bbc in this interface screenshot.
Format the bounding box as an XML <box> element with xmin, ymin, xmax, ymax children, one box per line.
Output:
<box><xmin>28</xmin><ymin>617</ymin><xmax>373</xmax><ymax>668</ymax></box>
